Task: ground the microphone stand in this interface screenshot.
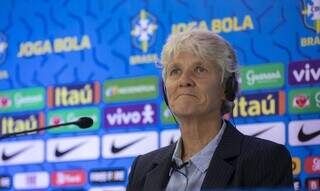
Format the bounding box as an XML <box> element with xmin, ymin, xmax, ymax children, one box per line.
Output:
<box><xmin>0</xmin><ymin>121</ymin><xmax>77</xmax><ymax>140</ymax></box>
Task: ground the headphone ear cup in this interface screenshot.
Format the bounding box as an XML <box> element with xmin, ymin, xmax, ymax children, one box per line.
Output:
<box><xmin>224</xmin><ymin>73</ymin><xmax>238</xmax><ymax>101</ymax></box>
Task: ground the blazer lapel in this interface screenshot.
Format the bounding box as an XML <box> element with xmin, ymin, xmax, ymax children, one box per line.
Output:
<box><xmin>143</xmin><ymin>144</ymin><xmax>176</xmax><ymax>191</ymax></box>
<box><xmin>201</xmin><ymin>121</ymin><xmax>243</xmax><ymax>190</ymax></box>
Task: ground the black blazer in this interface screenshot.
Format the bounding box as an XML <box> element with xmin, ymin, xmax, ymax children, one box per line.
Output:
<box><xmin>127</xmin><ymin>121</ymin><xmax>293</xmax><ymax>191</ymax></box>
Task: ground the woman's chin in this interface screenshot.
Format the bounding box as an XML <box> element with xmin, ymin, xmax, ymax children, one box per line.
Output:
<box><xmin>172</xmin><ymin>107</ymin><xmax>199</xmax><ymax>118</ymax></box>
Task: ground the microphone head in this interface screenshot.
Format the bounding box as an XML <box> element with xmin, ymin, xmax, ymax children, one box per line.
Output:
<box><xmin>75</xmin><ymin>117</ymin><xmax>93</xmax><ymax>129</ymax></box>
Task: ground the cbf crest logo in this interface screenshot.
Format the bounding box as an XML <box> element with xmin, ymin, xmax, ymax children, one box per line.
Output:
<box><xmin>302</xmin><ymin>0</ymin><xmax>320</xmax><ymax>33</ymax></box>
<box><xmin>131</xmin><ymin>10</ymin><xmax>158</xmax><ymax>53</ymax></box>
<box><xmin>0</xmin><ymin>33</ymin><xmax>8</xmax><ymax>64</ymax></box>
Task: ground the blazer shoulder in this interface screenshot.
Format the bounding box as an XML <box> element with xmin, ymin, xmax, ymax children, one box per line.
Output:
<box><xmin>241</xmin><ymin>135</ymin><xmax>291</xmax><ymax>158</ymax></box>
<box><xmin>238</xmin><ymin>135</ymin><xmax>293</xmax><ymax>187</ymax></box>
<box><xmin>138</xmin><ymin>143</ymin><xmax>175</xmax><ymax>163</ymax></box>
<box><xmin>127</xmin><ymin>144</ymin><xmax>175</xmax><ymax>190</ymax></box>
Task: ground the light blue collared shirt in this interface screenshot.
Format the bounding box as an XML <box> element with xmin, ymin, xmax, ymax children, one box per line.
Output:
<box><xmin>166</xmin><ymin>120</ymin><xmax>226</xmax><ymax>191</ymax></box>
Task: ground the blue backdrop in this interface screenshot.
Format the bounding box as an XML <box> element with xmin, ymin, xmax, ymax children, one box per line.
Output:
<box><xmin>0</xmin><ymin>0</ymin><xmax>319</xmax><ymax>190</ymax></box>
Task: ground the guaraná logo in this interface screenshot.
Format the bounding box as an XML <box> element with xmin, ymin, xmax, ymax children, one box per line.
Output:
<box><xmin>240</xmin><ymin>63</ymin><xmax>284</xmax><ymax>90</ymax></box>
<box><xmin>131</xmin><ymin>10</ymin><xmax>158</xmax><ymax>53</ymax></box>
<box><xmin>301</xmin><ymin>0</ymin><xmax>320</xmax><ymax>33</ymax></box>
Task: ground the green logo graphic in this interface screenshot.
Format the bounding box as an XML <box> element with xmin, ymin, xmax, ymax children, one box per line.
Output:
<box><xmin>104</xmin><ymin>76</ymin><xmax>158</xmax><ymax>103</ymax></box>
<box><xmin>47</xmin><ymin>107</ymin><xmax>100</xmax><ymax>133</ymax></box>
<box><xmin>289</xmin><ymin>87</ymin><xmax>320</xmax><ymax>114</ymax></box>
<box><xmin>240</xmin><ymin>63</ymin><xmax>284</xmax><ymax>90</ymax></box>
<box><xmin>0</xmin><ymin>87</ymin><xmax>45</xmax><ymax>113</ymax></box>
<box><xmin>161</xmin><ymin>102</ymin><xmax>176</xmax><ymax>124</ymax></box>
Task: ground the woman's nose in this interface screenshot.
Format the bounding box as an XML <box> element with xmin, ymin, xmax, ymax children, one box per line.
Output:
<box><xmin>178</xmin><ymin>71</ymin><xmax>195</xmax><ymax>88</ymax></box>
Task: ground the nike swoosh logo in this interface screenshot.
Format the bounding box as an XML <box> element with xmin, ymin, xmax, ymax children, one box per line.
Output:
<box><xmin>55</xmin><ymin>141</ymin><xmax>86</xmax><ymax>158</ymax></box>
<box><xmin>250</xmin><ymin>126</ymin><xmax>275</xmax><ymax>137</ymax></box>
<box><xmin>111</xmin><ymin>137</ymin><xmax>145</xmax><ymax>154</ymax></box>
<box><xmin>298</xmin><ymin>124</ymin><xmax>320</xmax><ymax>142</ymax></box>
<box><xmin>2</xmin><ymin>146</ymin><xmax>31</xmax><ymax>161</ymax></box>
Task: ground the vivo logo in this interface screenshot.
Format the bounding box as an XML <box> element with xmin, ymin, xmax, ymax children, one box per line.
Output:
<box><xmin>289</xmin><ymin>60</ymin><xmax>320</xmax><ymax>85</ymax></box>
<box><xmin>104</xmin><ymin>104</ymin><xmax>157</xmax><ymax>128</ymax></box>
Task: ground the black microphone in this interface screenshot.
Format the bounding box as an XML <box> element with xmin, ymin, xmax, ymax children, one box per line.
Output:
<box><xmin>0</xmin><ymin>117</ymin><xmax>94</xmax><ymax>139</ymax></box>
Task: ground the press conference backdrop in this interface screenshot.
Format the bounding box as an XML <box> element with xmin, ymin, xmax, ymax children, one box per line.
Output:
<box><xmin>0</xmin><ymin>0</ymin><xmax>319</xmax><ymax>190</ymax></box>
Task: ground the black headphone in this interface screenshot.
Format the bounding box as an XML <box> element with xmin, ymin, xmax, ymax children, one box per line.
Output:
<box><xmin>162</xmin><ymin>72</ymin><xmax>238</xmax><ymax>114</ymax></box>
<box><xmin>224</xmin><ymin>72</ymin><xmax>238</xmax><ymax>102</ymax></box>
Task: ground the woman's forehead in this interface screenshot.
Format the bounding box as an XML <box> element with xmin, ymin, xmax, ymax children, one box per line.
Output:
<box><xmin>170</xmin><ymin>51</ymin><xmax>215</xmax><ymax>67</ymax></box>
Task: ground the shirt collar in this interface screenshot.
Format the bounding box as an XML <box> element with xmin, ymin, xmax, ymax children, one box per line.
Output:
<box><xmin>172</xmin><ymin>120</ymin><xmax>226</xmax><ymax>173</ymax></box>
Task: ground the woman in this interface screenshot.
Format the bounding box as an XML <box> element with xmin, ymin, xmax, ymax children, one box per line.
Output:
<box><xmin>127</xmin><ymin>30</ymin><xmax>293</xmax><ymax>191</ymax></box>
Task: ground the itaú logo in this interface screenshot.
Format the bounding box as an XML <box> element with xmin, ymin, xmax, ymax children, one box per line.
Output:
<box><xmin>232</xmin><ymin>91</ymin><xmax>285</xmax><ymax>118</ymax></box>
<box><xmin>104</xmin><ymin>103</ymin><xmax>157</xmax><ymax>128</ymax></box>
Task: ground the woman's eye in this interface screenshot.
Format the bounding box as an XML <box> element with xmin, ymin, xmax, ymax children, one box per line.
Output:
<box><xmin>169</xmin><ymin>68</ymin><xmax>181</xmax><ymax>76</ymax></box>
<box><xmin>195</xmin><ymin>66</ymin><xmax>207</xmax><ymax>73</ymax></box>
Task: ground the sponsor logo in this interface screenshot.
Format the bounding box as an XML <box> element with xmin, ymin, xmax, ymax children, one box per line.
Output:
<box><xmin>55</xmin><ymin>141</ymin><xmax>86</xmax><ymax>158</ymax></box>
<box><xmin>306</xmin><ymin>177</ymin><xmax>320</xmax><ymax>190</ymax></box>
<box><xmin>232</xmin><ymin>91</ymin><xmax>285</xmax><ymax>118</ymax></box>
<box><xmin>240</xmin><ymin>63</ymin><xmax>284</xmax><ymax>90</ymax></box>
<box><xmin>289</xmin><ymin>87</ymin><xmax>320</xmax><ymax>114</ymax></box>
<box><xmin>14</xmin><ymin>171</ymin><xmax>49</xmax><ymax>190</ymax></box>
<box><xmin>298</xmin><ymin>124</ymin><xmax>320</xmax><ymax>142</ymax></box>
<box><xmin>130</xmin><ymin>10</ymin><xmax>159</xmax><ymax>65</ymax></box>
<box><xmin>48</xmin><ymin>82</ymin><xmax>100</xmax><ymax>108</ymax></box>
<box><xmin>104</xmin><ymin>103</ymin><xmax>157</xmax><ymax>128</ymax></box>
<box><xmin>51</xmin><ymin>170</ymin><xmax>86</xmax><ymax>187</ymax></box>
<box><xmin>102</xmin><ymin>131</ymin><xmax>158</xmax><ymax>158</ymax></box>
<box><xmin>237</xmin><ymin>122</ymin><xmax>285</xmax><ymax>145</ymax></box>
<box><xmin>17</xmin><ymin>35</ymin><xmax>91</xmax><ymax>58</ymax></box>
<box><xmin>300</xmin><ymin>0</ymin><xmax>320</xmax><ymax>47</ymax></box>
<box><xmin>47</xmin><ymin>136</ymin><xmax>99</xmax><ymax>162</ymax></box>
<box><xmin>288</xmin><ymin>60</ymin><xmax>320</xmax><ymax>85</ymax></box>
<box><xmin>2</xmin><ymin>145</ymin><xmax>31</xmax><ymax>161</ymax></box>
<box><xmin>0</xmin><ymin>175</ymin><xmax>11</xmax><ymax>189</ymax></box>
<box><xmin>89</xmin><ymin>168</ymin><xmax>126</xmax><ymax>184</ymax></box>
<box><xmin>161</xmin><ymin>102</ymin><xmax>176</xmax><ymax>125</ymax></box>
<box><xmin>0</xmin><ymin>113</ymin><xmax>45</xmax><ymax>137</ymax></box>
<box><xmin>0</xmin><ymin>87</ymin><xmax>45</xmax><ymax>113</ymax></box>
<box><xmin>0</xmin><ymin>33</ymin><xmax>8</xmax><ymax>64</ymax></box>
<box><xmin>293</xmin><ymin>179</ymin><xmax>301</xmax><ymax>191</ymax></box>
<box><xmin>289</xmin><ymin>119</ymin><xmax>320</xmax><ymax>146</ymax></box>
<box><xmin>131</xmin><ymin>10</ymin><xmax>157</xmax><ymax>53</ymax></box>
<box><xmin>305</xmin><ymin>156</ymin><xmax>320</xmax><ymax>174</ymax></box>
<box><xmin>292</xmin><ymin>157</ymin><xmax>301</xmax><ymax>175</ymax></box>
<box><xmin>104</xmin><ymin>76</ymin><xmax>158</xmax><ymax>103</ymax></box>
<box><xmin>172</xmin><ymin>15</ymin><xmax>254</xmax><ymax>34</ymax></box>
<box><xmin>0</xmin><ymin>140</ymin><xmax>44</xmax><ymax>165</ymax></box>
<box><xmin>47</xmin><ymin>107</ymin><xmax>100</xmax><ymax>133</ymax></box>
<box><xmin>89</xmin><ymin>186</ymin><xmax>125</xmax><ymax>191</ymax></box>
<box><xmin>160</xmin><ymin>129</ymin><xmax>180</xmax><ymax>147</ymax></box>
<box><xmin>111</xmin><ymin>137</ymin><xmax>144</xmax><ymax>154</ymax></box>
<box><xmin>293</xmin><ymin>94</ymin><xmax>310</xmax><ymax>108</ymax></box>
<box><xmin>301</xmin><ymin>0</ymin><xmax>320</xmax><ymax>33</ymax></box>
<box><xmin>300</xmin><ymin>35</ymin><xmax>320</xmax><ymax>47</ymax></box>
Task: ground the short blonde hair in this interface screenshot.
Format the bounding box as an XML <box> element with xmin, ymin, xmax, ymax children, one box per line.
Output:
<box><xmin>160</xmin><ymin>29</ymin><xmax>239</xmax><ymax>85</ymax></box>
